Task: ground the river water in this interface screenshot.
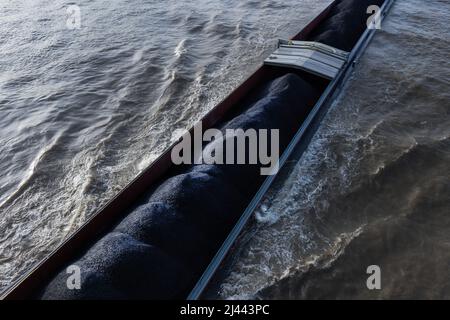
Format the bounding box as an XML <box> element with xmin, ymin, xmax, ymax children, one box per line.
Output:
<box><xmin>213</xmin><ymin>0</ymin><xmax>450</xmax><ymax>299</ymax></box>
<box><xmin>0</xmin><ymin>0</ymin><xmax>331</xmax><ymax>294</ymax></box>
<box><xmin>1</xmin><ymin>0</ymin><xmax>449</xmax><ymax>299</ymax></box>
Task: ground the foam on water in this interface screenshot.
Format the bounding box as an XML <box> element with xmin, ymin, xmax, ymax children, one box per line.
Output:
<box><xmin>0</xmin><ymin>0</ymin><xmax>332</xmax><ymax>293</ymax></box>
<box><xmin>212</xmin><ymin>0</ymin><xmax>450</xmax><ymax>299</ymax></box>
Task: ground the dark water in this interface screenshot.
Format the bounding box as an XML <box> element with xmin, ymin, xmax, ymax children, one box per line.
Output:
<box><xmin>1</xmin><ymin>0</ymin><xmax>449</xmax><ymax>299</ymax></box>
<box><xmin>0</xmin><ymin>0</ymin><xmax>332</xmax><ymax>294</ymax></box>
<box><xmin>213</xmin><ymin>0</ymin><xmax>450</xmax><ymax>299</ymax></box>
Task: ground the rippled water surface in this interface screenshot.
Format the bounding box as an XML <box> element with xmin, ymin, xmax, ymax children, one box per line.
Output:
<box><xmin>211</xmin><ymin>0</ymin><xmax>450</xmax><ymax>299</ymax></box>
<box><xmin>0</xmin><ymin>0</ymin><xmax>333</xmax><ymax>293</ymax></box>
<box><xmin>2</xmin><ymin>0</ymin><xmax>449</xmax><ymax>299</ymax></box>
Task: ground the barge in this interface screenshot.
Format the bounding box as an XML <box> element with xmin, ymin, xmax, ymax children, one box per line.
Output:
<box><xmin>2</xmin><ymin>0</ymin><xmax>395</xmax><ymax>300</ymax></box>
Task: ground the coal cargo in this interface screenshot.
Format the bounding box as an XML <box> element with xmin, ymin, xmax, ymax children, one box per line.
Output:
<box><xmin>4</xmin><ymin>0</ymin><xmax>392</xmax><ymax>300</ymax></box>
<box><xmin>41</xmin><ymin>232</ymin><xmax>192</xmax><ymax>300</ymax></box>
<box><xmin>310</xmin><ymin>0</ymin><xmax>385</xmax><ymax>51</ymax></box>
<box><xmin>195</xmin><ymin>73</ymin><xmax>319</xmax><ymax>193</ymax></box>
<box><xmin>39</xmin><ymin>73</ymin><xmax>318</xmax><ymax>299</ymax></box>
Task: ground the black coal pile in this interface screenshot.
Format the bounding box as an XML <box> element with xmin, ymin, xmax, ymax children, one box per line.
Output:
<box><xmin>40</xmin><ymin>74</ymin><xmax>319</xmax><ymax>299</ymax></box>
<box><xmin>310</xmin><ymin>0</ymin><xmax>385</xmax><ymax>51</ymax></box>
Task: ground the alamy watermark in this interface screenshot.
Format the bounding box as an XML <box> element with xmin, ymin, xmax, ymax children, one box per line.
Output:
<box><xmin>66</xmin><ymin>265</ymin><xmax>81</xmax><ymax>290</ymax></box>
<box><xmin>366</xmin><ymin>265</ymin><xmax>381</xmax><ymax>290</ymax></box>
<box><xmin>66</xmin><ymin>5</ymin><xmax>81</xmax><ymax>30</ymax></box>
<box><xmin>170</xmin><ymin>122</ymin><xmax>280</xmax><ymax>176</ymax></box>
<box><xmin>367</xmin><ymin>5</ymin><xmax>382</xmax><ymax>30</ymax></box>
<box><xmin>65</xmin><ymin>263</ymin><xmax>383</xmax><ymax>292</ymax></box>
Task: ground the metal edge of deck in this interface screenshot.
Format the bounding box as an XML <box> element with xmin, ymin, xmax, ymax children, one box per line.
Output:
<box><xmin>0</xmin><ymin>0</ymin><xmax>337</xmax><ymax>301</ymax></box>
<box><xmin>187</xmin><ymin>0</ymin><xmax>395</xmax><ymax>300</ymax></box>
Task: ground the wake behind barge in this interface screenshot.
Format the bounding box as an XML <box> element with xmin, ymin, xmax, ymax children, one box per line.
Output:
<box><xmin>3</xmin><ymin>0</ymin><xmax>395</xmax><ymax>300</ymax></box>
